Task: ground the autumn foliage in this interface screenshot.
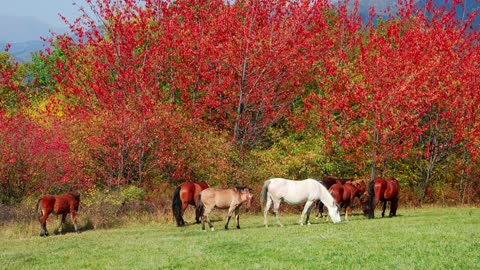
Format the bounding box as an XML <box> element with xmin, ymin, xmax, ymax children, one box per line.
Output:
<box><xmin>0</xmin><ymin>0</ymin><xmax>479</xmax><ymax>205</ymax></box>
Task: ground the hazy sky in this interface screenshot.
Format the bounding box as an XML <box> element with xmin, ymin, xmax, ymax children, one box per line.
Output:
<box><xmin>0</xmin><ymin>0</ymin><xmax>90</xmax><ymax>27</ymax></box>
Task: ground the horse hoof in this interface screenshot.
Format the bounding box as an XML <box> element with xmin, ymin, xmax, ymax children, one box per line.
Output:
<box><xmin>236</xmin><ymin>226</ymin><xmax>240</xmax><ymax>229</ymax></box>
<box><xmin>265</xmin><ymin>225</ymin><xmax>268</xmax><ymax>228</ymax></box>
<box><xmin>211</xmin><ymin>228</ymin><xmax>215</xmax><ymax>231</ymax></box>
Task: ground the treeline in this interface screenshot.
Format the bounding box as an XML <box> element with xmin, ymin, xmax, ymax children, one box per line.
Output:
<box><xmin>0</xmin><ymin>0</ymin><xmax>479</xmax><ymax>206</ymax></box>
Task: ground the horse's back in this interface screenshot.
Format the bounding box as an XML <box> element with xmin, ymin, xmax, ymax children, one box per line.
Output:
<box><xmin>374</xmin><ymin>178</ymin><xmax>399</xmax><ymax>201</ymax></box>
<box><xmin>39</xmin><ymin>195</ymin><xmax>56</xmax><ymax>213</ymax></box>
<box><xmin>179</xmin><ymin>182</ymin><xmax>196</xmax><ymax>203</ymax></box>
<box><xmin>385</xmin><ymin>179</ymin><xmax>399</xmax><ymax>200</ymax></box>
<box><xmin>200</xmin><ymin>188</ymin><xmax>235</xmax><ymax>209</ymax></box>
<box><xmin>39</xmin><ymin>193</ymin><xmax>79</xmax><ymax>214</ymax></box>
<box><xmin>267</xmin><ymin>178</ymin><xmax>319</xmax><ymax>204</ymax></box>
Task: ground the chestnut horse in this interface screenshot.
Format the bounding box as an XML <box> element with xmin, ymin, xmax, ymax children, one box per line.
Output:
<box><xmin>315</xmin><ymin>177</ymin><xmax>353</xmax><ymax>218</ymax></box>
<box><xmin>197</xmin><ymin>187</ymin><xmax>253</xmax><ymax>231</ymax></box>
<box><xmin>36</xmin><ymin>192</ymin><xmax>80</xmax><ymax>237</ymax></box>
<box><xmin>329</xmin><ymin>180</ymin><xmax>366</xmax><ymax>222</ymax></box>
<box><xmin>361</xmin><ymin>178</ymin><xmax>399</xmax><ymax>219</ymax></box>
<box><xmin>172</xmin><ymin>181</ymin><xmax>209</xmax><ymax>226</ymax></box>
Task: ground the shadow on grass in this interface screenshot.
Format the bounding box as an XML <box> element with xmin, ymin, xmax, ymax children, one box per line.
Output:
<box><xmin>53</xmin><ymin>218</ymin><xmax>95</xmax><ymax>235</ymax></box>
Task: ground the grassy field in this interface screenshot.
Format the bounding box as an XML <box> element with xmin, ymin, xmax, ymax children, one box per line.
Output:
<box><xmin>0</xmin><ymin>207</ymin><xmax>478</xmax><ymax>269</ymax></box>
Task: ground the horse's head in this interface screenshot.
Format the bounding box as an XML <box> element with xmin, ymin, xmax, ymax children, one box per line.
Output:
<box><xmin>328</xmin><ymin>202</ymin><xmax>341</xmax><ymax>224</ymax></box>
<box><xmin>68</xmin><ymin>192</ymin><xmax>81</xmax><ymax>202</ymax></box>
<box><xmin>236</xmin><ymin>187</ymin><xmax>253</xmax><ymax>208</ymax></box>
<box><xmin>360</xmin><ymin>192</ymin><xmax>370</xmax><ymax>216</ymax></box>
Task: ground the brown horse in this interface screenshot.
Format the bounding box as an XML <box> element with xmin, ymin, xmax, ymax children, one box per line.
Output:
<box><xmin>37</xmin><ymin>192</ymin><xmax>80</xmax><ymax>237</ymax></box>
<box><xmin>329</xmin><ymin>180</ymin><xmax>366</xmax><ymax>222</ymax></box>
<box><xmin>172</xmin><ymin>181</ymin><xmax>209</xmax><ymax>226</ymax></box>
<box><xmin>316</xmin><ymin>177</ymin><xmax>353</xmax><ymax>218</ymax></box>
<box><xmin>361</xmin><ymin>178</ymin><xmax>399</xmax><ymax>219</ymax></box>
<box><xmin>197</xmin><ymin>187</ymin><xmax>253</xmax><ymax>231</ymax></box>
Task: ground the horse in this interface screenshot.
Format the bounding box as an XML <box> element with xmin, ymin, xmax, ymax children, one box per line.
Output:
<box><xmin>329</xmin><ymin>180</ymin><xmax>366</xmax><ymax>222</ymax></box>
<box><xmin>315</xmin><ymin>177</ymin><xmax>353</xmax><ymax>218</ymax></box>
<box><xmin>196</xmin><ymin>187</ymin><xmax>253</xmax><ymax>231</ymax></box>
<box><xmin>260</xmin><ymin>178</ymin><xmax>341</xmax><ymax>227</ymax></box>
<box><xmin>360</xmin><ymin>177</ymin><xmax>399</xmax><ymax>219</ymax></box>
<box><xmin>36</xmin><ymin>192</ymin><xmax>81</xmax><ymax>237</ymax></box>
<box><xmin>172</xmin><ymin>181</ymin><xmax>209</xmax><ymax>226</ymax></box>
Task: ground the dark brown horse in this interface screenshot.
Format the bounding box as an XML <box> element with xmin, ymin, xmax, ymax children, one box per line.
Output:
<box><xmin>361</xmin><ymin>178</ymin><xmax>399</xmax><ymax>219</ymax></box>
<box><xmin>329</xmin><ymin>180</ymin><xmax>366</xmax><ymax>222</ymax></box>
<box><xmin>172</xmin><ymin>181</ymin><xmax>209</xmax><ymax>226</ymax></box>
<box><xmin>37</xmin><ymin>192</ymin><xmax>80</xmax><ymax>237</ymax></box>
<box><xmin>197</xmin><ymin>187</ymin><xmax>253</xmax><ymax>231</ymax></box>
<box><xmin>316</xmin><ymin>177</ymin><xmax>353</xmax><ymax>218</ymax></box>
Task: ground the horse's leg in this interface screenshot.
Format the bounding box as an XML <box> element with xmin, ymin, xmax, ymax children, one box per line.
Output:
<box><xmin>201</xmin><ymin>211</ymin><xmax>206</xmax><ymax>231</ymax></box>
<box><xmin>70</xmin><ymin>209</ymin><xmax>79</xmax><ymax>233</ymax></box>
<box><xmin>235</xmin><ymin>207</ymin><xmax>240</xmax><ymax>229</ymax></box>
<box><xmin>39</xmin><ymin>210</ymin><xmax>49</xmax><ymax>237</ymax></box>
<box><xmin>225</xmin><ymin>205</ymin><xmax>236</xmax><ymax>230</ymax></box>
<box><xmin>203</xmin><ymin>206</ymin><xmax>215</xmax><ymax>231</ymax></box>
<box><xmin>389</xmin><ymin>197</ymin><xmax>399</xmax><ymax>217</ymax></box>
<box><xmin>381</xmin><ymin>201</ymin><xmax>387</xmax><ymax>218</ymax></box>
<box><xmin>273</xmin><ymin>199</ymin><xmax>283</xmax><ymax>227</ymax></box>
<box><xmin>299</xmin><ymin>200</ymin><xmax>314</xmax><ymax>226</ymax></box>
<box><xmin>305</xmin><ymin>202</ymin><xmax>314</xmax><ymax>225</ymax></box>
<box><xmin>315</xmin><ymin>200</ymin><xmax>324</xmax><ymax>219</ymax></box>
<box><xmin>264</xmin><ymin>197</ymin><xmax>273</xmax><ymax>228</ymax></box>
<box><xmin>57</xmin><ymin>213</ymin><xmax>67</xmax><ymax>234</ymax></box>
<box><xmin>181</xmin><ymin>201</ymin><xmax>189</xmax><ymax>226</ymax></box>
<box><xmin>194</xmin><ymin>202</ymin><xmax>201</xmax><ymax>224</ymax></box>
<box><xmin>345</xmin><ymin>203</ymin><xmax>350</xmax><ymax>222</ymax></box>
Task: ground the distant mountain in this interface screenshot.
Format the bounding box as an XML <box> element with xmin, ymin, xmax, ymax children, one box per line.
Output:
<box><xmin>0</xmin><ymin>15</ymin><xmax>68</xmax><ymax>62</ymax></box>
<box><xmin>358</xmin><ymin>0</ymin><xmax>479</xmax><ymax>23</ymax></box>
<box><xmin>0</xmin><ymin>40</ymin><xmax>47</xmax><ymax>63</ymax></box>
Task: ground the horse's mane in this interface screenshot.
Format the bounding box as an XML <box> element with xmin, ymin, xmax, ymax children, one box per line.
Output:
<box><xmin>68</xmin><ymin>192</ymin><xmax>81</xmax><ymax>201</ymax></box>
<box><xmin>235</xmin><ymin>186</ymin><xmax>250</xmax><ymax>192</ymax></box>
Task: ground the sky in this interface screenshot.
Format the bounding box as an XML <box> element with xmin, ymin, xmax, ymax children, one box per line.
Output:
<box><xmin>0</xmin><ymin>0</ymin><xmax>90</xmax><ymax>27</ymax></box>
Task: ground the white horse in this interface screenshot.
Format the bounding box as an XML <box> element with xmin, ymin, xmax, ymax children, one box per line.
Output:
<box><xmin>260</xmin><ymin>178</ymin><xmax>341</xmax><ymax>227</ymax></box>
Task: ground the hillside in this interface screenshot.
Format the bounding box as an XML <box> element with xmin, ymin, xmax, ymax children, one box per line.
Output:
<box><xmin>0</xmin><ymin>15</ymin><xmax>62</xmax><ymax>62</ymax></box>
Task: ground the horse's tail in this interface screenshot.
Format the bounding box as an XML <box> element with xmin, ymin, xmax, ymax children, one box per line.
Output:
<box><xmin>260</xmin><ymin>180</ymin><xmax>271</xmax><ymax>208</ymax></box>
<box><xmin>36</xmin><ymin>198</ymin><xmax>43</xmax><ymax>217</ymax></box>
<box><xmin>367</xmin><ymin>180</ymin><xmax>375</xmax><ymax>219</ymax></box>
<box><xmin>172</xmin><ymin>186</ymin><xmax>183</xmax><ymax>226</ymax></box>
<box><xmin>196</xmin><ymin>194</ymin><xmax>204</xmax><ymax>220</ymax></box>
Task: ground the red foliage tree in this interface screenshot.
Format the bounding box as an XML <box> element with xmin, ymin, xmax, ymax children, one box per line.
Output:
<box><xmin>305</xmin><ymin>0</ymin><xmax>480</xmax><ymax>184</ymax></box>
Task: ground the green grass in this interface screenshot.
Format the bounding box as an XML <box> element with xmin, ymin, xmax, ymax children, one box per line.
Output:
<box><xmin>1</xmin><ymin>207</ymin><xmax>479</xmax><ymax>269</ymax></box>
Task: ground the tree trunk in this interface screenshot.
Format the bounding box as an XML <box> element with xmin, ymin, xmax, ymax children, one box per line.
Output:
<box><xmin>459</xmin><ymin>146</ymin><xmax>468</xmax><ymax>205</ymax></box>
<box><xmin>234</xmin><ymin>56</ymin><xmax>248</xmax><ymax>148</ymax></box>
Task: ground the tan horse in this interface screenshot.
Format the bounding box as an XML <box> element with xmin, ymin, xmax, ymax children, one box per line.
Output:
<box><xmin>197</xmin><ymin>187</ymin><xmax>253</xmax><ymax>231</ymax></box>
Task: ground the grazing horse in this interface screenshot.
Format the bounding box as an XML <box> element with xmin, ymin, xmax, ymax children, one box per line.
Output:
<box><xmin>261</xmin><ymin>178</ymin><xmax>341</xmax><ymax>227</ymax></box>
<box><xmin>329</xmin><ymin>180</ymin><xmax>366</xmax><ymax>222</ymax></box>
<box><xmin>360</xmin><ymin>178</ymin><xmax>399</xmax><ymax>219</ymax></box>
<box><xmin>37</xmin><ymin>192</ymin><xmax>80</xmax><ymax>237</ymax></box>
<box><xmin>315</xmin><ymin>177</ymin><xmax>353</xmax><ymax>218</ymax></box>
<box><xmin>197</xmin><ymin>187</ymin><xmax>253</xmax><ymax>231</ymax></box>
<box><xmin>172</xmin><ymin>181</ymin><xmax>209</xmax><ymax>226</ymax></box>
